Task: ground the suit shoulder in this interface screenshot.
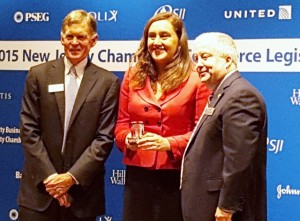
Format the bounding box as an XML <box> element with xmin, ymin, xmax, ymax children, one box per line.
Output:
<box><xmin>88</xmin><ymin>62</ymin><xmax>119</xmax><ymax>81</ymax></box>
<box><xmin>232</xmin><ymin>77</ymin><xmax>265</xmax><ymax>103</ymax></box>
<box><xmin>29</xmin><ymin>59</ymin><xmax>62</xmax><ymax>73</ymax></box>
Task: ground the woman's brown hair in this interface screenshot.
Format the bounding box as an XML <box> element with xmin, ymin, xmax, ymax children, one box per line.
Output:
<box><xmin>130</xmin><ymin>12</ymin><xmax>191</xmax><ymax>94</ymax></box>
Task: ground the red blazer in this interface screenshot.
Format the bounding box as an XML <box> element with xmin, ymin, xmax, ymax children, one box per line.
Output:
<box><xmin>115</xmin><ymin>66</ymin><xmax>211</xmax><ymax>170</ymax></box>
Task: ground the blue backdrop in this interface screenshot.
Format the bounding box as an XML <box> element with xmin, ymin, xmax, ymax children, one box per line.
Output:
<box><xmin>1</xmin><ymin>0</ymin><xmax>300</xmax><ymax>220</ymax></box>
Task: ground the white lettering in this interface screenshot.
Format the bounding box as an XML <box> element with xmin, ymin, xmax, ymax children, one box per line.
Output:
<box><xmin>89</xmin><ymin>11</ymin><xmax>118</xmax><ymax>22</ymax></box>
<box><xmin>15</xmin><ymin>171</ymin><xmax>22</xmax><ymax>179</ymax></box>
<box><xmin>5</xmin><ymin>136</ymin><xmax>21</xmax><ymax>143</ymax></box>
<box><xmin>5</xmin><ymin>127</ymin><xmax>20</xmax><ymax>134</ymax></box>
<box><xmin>25</xmin><ymin>12</ymin><xmax>49</xmax><ymax>22</ymax></box>
<box><xmin>277</xmin><ymin>184</ymin><xmax>300</xmax><ymax>199</ymax></box>
<box><xmin>292</xmin><ymin>89</ymin><xmax>300</xmax><ymax>97</ymax></box>
<box><xmin>225</xmin><ymin>9</ymin><xmax>276</xmax><ymax>19</ymax></box>
<box><xmin>0</xmin><ymin>136</ymin><xmax>5</xmax><ymax>144</ymax></box>
<box><xmin>267</xmin><ymin>138</ymin><xmax>284</xmax><ymax>154</ymax></box>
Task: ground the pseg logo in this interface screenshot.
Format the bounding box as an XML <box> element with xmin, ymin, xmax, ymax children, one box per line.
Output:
<box><xmin>267</xmin><ymin>137</ymin><xmax>284</xmax><ymax>154</ymax></box>
<box><xmin>14</xmin><ymin>11</ymin><xmax>50</xmax><ymax>23</ymax></box>
<box><xmin>224</xmin><ymin>5</ymin><xmax>292</xmax><ymax>20</ymax></box>
<box><xmin>9</xmin><ymin>209</ymin><xmax>18</xmax><ymax>221</ymax></box>
<box><xmin>154</xmin><ymin>5</ymin><xmax>186</xmax><ymax>20</ymax></box>
<box><xmin>290</xmin><ymin>89</ymin><xmax>300</xmax><ymax>105</ymax></box>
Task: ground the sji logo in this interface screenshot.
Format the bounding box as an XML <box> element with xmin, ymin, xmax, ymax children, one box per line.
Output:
<box><xmin>154</xmin><ymin>5</ymin><xmax>186</xmax><ymax>20</ymax></box>
<box><xmin>290</xmin><ymin>89</ymin><xmax>300</xmax><ymax>105</ymax></box>
<box><xmin>267</xmin><ymin>137</ymin><xmax>284</xmax><ymax>154</ymax></box>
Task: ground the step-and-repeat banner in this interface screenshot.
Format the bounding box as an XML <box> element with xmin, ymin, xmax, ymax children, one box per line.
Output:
<box><xmin>1</xmin><ymin>1</ymin><xmax>300</xmax><ymax>220</ymax></box>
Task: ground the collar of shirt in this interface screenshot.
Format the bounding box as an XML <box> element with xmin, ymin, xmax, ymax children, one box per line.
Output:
<box><xmin>64</xmin><ymin>57</ymin><xmax>88</xmax><ymax>86</ymax></box>
<box><xmin>214</xmin><ymin>69</ymin><xmax>238</xmax><ymax>93</ymax></box>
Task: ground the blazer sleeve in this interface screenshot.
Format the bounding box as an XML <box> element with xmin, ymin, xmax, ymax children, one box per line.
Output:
<box><xmin>167</xmin><ymin>81</ymin><xmax>211</xmax><ymax>160</ymax></box>
<box><xmin>218</xmin><ymin>88</ymin><xmax>266</xmax><ymax>211</ymax></box>
<box><xmin>20</xmin><ymin>68</ymin><xmax>57</xmax><ymax>186</ymax></box>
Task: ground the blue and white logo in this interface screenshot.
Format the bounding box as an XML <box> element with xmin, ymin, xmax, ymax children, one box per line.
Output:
<box><xmin>154</xmin><ymin>5</ymin><xmax>186</xmax><ymax>20</ymax></box>
<box><xmin>267</xmin><ymin>138</ymin><xmax>284</xmax><ymax>154</ymax></box>
<box><xmin>14</xmin><ymin>11</ymin><xmax>50</xmax><ymax>23</ymax></box>
<box><xmin>290</xmin><ymin>89</ymin><xmax>300</xmax><ymax>105</ymax></box>
<box><xmin>89</xmin><ymin>10</ymin><xmax>118</xmax><ymax>22</ymax></box>
<box><xmin>224</xmin><ymin>5</ymin><xmax>292</xmax><ymax>20</ymax></box>
<box><xmin>278</xmin><ymin>5</ymin><xmax>292</xmax><ymax>20</ymax></box>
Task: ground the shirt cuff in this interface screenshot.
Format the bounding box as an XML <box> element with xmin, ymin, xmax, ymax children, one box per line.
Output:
<box><xmin>219</xmin><ymin>207</ymin><xmax>235</xmax><ymax>214</ymax></box>
<box><xmin>67</xmin><ymin>172</ymin><xmax>79</xmax><ymax>185</ymax></box>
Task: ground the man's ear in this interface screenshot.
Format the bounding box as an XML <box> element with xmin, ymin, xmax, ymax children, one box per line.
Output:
<box><xmin>90</xmin><ymin>34</ymin><xmax>98</xmax><ymax>47</ymax></box>
<box><xmin>225</xmin><ymin>56</ymin><xmax>233</xmax><ymax>68</ymax></box>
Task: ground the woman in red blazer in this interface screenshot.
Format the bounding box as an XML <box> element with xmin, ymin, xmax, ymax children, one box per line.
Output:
<box><xmin>115</xmin><ymin>12</ymin><xmax>211</xmax><ymax>221</ymax></box>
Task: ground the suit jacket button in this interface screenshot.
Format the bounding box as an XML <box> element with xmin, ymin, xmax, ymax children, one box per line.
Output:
<box><xmin>157</xmin><ymin>121</ymin><xmax>161</xmax><ymax>126</ymax></box>
<box><xmin>144</xmin><ymin>107</ymin><xmax>149</xmax><ymax>112</ymax></box>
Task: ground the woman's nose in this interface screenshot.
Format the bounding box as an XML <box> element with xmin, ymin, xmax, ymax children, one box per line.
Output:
<box><xmin>153</xmin><ymin>36</ymin><xmax>161</xmax><ymax>45</ymax></box>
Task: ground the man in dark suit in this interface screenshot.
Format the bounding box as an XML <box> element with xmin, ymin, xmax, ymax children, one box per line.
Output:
<box><xmin>18</xmin><ymin>10</ymin><xmax>120</xmax><ymax>221</ymax></box>
<box><xmin>181</xmin><ymin>32</ymin><xmax>267</xmax><ymax>221</ymax></box>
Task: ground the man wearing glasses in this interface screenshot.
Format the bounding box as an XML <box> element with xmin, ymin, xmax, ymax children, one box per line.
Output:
<box><xmin>181</xmin><ymin>32</ymin><xmax>267</xmax><ymax>221</ymax></box>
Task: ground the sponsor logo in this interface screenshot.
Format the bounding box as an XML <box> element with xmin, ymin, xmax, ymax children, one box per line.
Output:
<box><xmin>277</xmin><ymin>184</ymin><xmax>300</xmax><ymax>199</ymax></box>
<box><xmin>154</xmin><ymin>5</ymin><xmax>186</xmax><ymax>20</ymax></box>
<box><xmin>224</xmin><ymin>5</ymin><xmax>292</xmax><ymax>20</ymax></box>
<box><xmin>0</xmin><ymin>126</ymin><xmax>21</xmax><ymax>144</ymax></box>
<box><xmin>14</xmin><ymin>11</ymin><xmax>50</xmax><ymax>23</ymax></box>
<box><xmin>290</xmin><ymin>89</ymin><xmax>300</xmax><ymax>105</ymax></box>
<box><xmin>89</xmin><ymin>11</ymin><xmax>118</xmax><ymax>22</ymax></box>
<box><xmin>110</xmin><ymin>169</ymin><xmax>125</xmax><ymax>185</ymax></box>
<box><xmin>279</xmin><ymin>5</ymin><xmax>292</xmax><ymax>20</ymax></box>
<box><xmin>16</xmin><ymin>171</ymin><xmax>22</xmax><ymax>179</ymax></box>
<box><xmin>0</xmin><ymin>92</ymin><xmax>12</xmax><ymax>100</ymax></box>
<box><xmin>267</xmin><ymin>137</ymin><xmax>284</xmax><ymax>154</ymax></box>
<box><xmin>9</xmin><ymin>209</ymin><xmax>18</xmax><ymax>221</ymax></box>
<box><xmin>99</xmin><ymin>215</ymin><xmax>113</xmax><ymax>221</ymax></box>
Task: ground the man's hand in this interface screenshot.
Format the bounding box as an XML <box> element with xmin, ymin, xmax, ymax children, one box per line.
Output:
<box><xmin>57</xmin><ymin>193</ymin><xmax>71</xmax><ymax>207</ymax></box>
<box><xmin>215</xmin><ymin>207</ymin><xmax>233</xmax><ymax>221</ymax></box>
<box><xmin>43</xmin><ymin>173</ymin><xmax>75</xmax><ymax>199</ymax></box>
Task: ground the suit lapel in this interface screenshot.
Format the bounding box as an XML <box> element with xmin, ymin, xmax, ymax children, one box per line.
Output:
<box><xmin>68</xmin><ymin>62</ymin><xmax>97</xmax><ymax>128</ymax></box>
<box><xmin>137</xmin><ymin>77</ymin><xmax>159</xmax><ymax>106</ymax></box>
<box><xmin>185</xmin><ymin>71</ymin><xmax>241</xmax><ymax>154</ymax></box>
<box><xmin>159</xmin><ymin>84</ymin><xmax>182</xmax><ymax>106</ymax></box>
<box><xmin>137</xmin><ymin>76</ymin><xmax>183</xmax><ymax>106</ymax></box>
<box><xmin>48</xmin><ymin>59</ymin><xmax>65</xmax><ymax>127</ymax></box>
